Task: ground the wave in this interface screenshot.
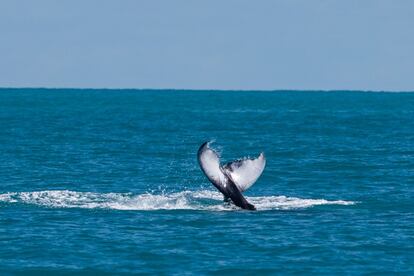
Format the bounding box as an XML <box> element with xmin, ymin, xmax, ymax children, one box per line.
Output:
<box><xmin>0</xmin><ymin>190</ymin><xmax>355</xmax><ymax>211</ymax></box>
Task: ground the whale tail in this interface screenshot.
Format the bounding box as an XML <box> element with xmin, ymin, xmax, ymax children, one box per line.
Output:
<box><xmin>197</xmin><ymin>141</ymin><xmax>265</xmax><ymax>210</ymax></box>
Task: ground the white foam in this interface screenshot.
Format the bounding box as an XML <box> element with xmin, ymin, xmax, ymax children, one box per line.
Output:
<box><xmin>0</xmin><ymin>190</ymin><xmax>355</xmax><ymax>211</ymax></box>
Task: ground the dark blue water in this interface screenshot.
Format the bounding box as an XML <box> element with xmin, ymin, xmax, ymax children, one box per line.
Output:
<box><xmin>0</xmin><ymin>89</ymin><xmax>413</xmax><ymax>274</ymax></box>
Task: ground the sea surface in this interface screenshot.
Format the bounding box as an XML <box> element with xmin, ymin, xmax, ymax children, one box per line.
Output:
<box><xmin>0</xmin><ymin>89</ymin><xmax>413</xmax><ymax>274</ymax></box>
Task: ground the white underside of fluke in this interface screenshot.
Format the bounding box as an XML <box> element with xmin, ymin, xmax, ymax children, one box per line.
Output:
<box><xmin>198</xmin><ymin>141</ymin><xmax>266</xmax><ymax>193</ymax></box>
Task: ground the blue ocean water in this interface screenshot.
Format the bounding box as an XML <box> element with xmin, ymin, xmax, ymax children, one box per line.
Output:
<box><xmin>0</xmin><ymin>88</ymin><xmax>413</xmax><ymax>274</ymax></box>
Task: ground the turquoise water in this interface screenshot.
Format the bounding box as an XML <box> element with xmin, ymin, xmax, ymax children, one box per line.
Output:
<box><xmin>0</xmin><ymin>88</ymin><xmax>413</xmax><ymax>274</ymax></box>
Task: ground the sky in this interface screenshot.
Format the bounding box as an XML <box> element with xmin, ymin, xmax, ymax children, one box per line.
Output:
<box><xmin>0</xmin><ymin>0</ymin><xmax>413</xmax><ymax>91</ymax></box>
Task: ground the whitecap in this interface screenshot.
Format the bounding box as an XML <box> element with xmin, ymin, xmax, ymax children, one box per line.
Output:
<box><xmin>0</xmin><ymin>190</ymin><xmax>355</xmax><ymax>211</ymax></box>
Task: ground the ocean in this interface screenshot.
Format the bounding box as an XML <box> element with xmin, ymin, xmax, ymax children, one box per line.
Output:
<box><xmin>0</xmin><ymin>88</ymin><xmax>413</xmax><ymax>274</ymax></box>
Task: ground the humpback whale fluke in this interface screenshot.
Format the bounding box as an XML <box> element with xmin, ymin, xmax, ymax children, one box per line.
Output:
<box><xmin>197</xmin><ymin>141</ymin><xmax>266</xmax><ymax>210</ymax></box>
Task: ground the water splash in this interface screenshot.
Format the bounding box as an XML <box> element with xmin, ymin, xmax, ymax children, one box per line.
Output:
<box><xmin>0</xmin><ymin>190</ymin><xmax>355</xmax><ymax>211</ymax></box>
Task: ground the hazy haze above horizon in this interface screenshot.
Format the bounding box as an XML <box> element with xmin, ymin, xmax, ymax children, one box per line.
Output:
<box><xmin>1</xmin><ymin>1</ymin><xmax>413</xmax><ymax>91</ymax></box>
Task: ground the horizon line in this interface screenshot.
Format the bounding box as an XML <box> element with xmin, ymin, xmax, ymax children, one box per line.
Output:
<box><xmin>0</xmin><ymin>87</ymin><xmax>413</xmax><ymax>93</ymax></box>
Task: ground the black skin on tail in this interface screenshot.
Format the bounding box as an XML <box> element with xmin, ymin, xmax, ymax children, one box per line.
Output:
<box><xmin>225</xmin><ymin>179</ymin><xmax>256</xmax><ymax>210</ymax></box>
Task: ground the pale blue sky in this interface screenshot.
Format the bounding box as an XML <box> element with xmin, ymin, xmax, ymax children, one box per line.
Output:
<box><xmin>1</xmin><ymin>1</ymin><xmax>413</xmax><ymax>91</ymax></box>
